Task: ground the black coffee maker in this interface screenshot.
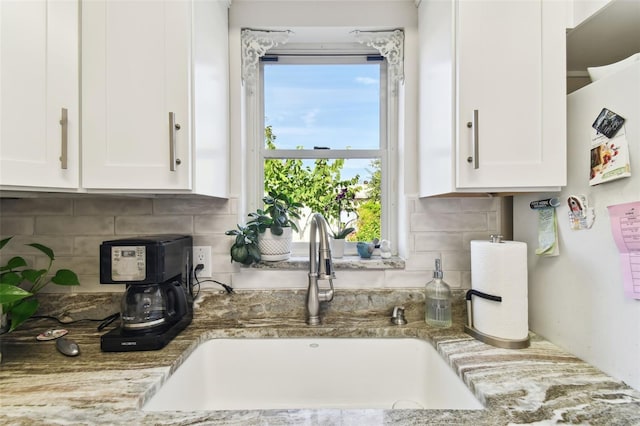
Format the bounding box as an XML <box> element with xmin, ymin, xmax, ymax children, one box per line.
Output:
<box><xmin>99</xmin><ymin>235</ymin><xmax>193</xmax><ymax>352</ymax></box>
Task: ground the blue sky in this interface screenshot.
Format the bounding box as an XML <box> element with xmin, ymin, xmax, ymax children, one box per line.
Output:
<box><xmin>263</xmin><ymin>63</ymin><xmax>380</xmax><ymax>181</ymax></box>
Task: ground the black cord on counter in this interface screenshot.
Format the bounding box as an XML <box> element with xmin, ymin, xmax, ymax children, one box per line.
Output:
<box><xmin>29</xmin><ymin>312</ymin><xmax>121</xmax><ymax>331</ymax></box>
<box><xmin>97</xmin><ymin>313</ymin><xmax>120</xmax><ymax>331</ymax></box>
<box><xmin>193</xmin><ymin>264</ymin><xmax>234</xmax><ymax>295</ymax></box>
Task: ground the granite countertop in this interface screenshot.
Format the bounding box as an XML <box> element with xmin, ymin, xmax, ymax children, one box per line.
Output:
<box><xmin>1</xmin><ymin>289</ymin><xmax>639</xmax><ymax>425</ymax></box>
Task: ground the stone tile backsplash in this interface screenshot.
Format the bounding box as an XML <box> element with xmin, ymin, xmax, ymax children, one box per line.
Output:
<box><xmin>0</xmin><ymin>194</ymin><xmax>509</xmax><ymax>293</ymax></box>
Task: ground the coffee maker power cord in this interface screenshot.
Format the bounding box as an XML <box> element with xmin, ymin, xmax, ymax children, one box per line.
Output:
<box><xmin>193</xmin><ymin>264</ymin><xmax>235</xmax><ymax>296</ymax></box>
<box><xmin>29</xmin><ymin>312</ymin><xmax>121</xmax><ymax>331</ymax></box>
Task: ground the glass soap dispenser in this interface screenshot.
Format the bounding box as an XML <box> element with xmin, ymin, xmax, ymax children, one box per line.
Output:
<box><xmin>425</xmin><ymin>258</ymin><xmax>452</xmax><ymax>328</ymax></box>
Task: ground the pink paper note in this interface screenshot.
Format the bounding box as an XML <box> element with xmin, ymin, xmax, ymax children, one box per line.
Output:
<box><xmin>608</xmin><ymin>201</ymin><xmax>640</xmax><ymax>299</ymax></box>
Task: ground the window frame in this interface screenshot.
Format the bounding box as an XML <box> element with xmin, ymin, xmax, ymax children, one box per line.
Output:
<box><xmin>245</xmin><ymin>43</ymin><xmax>399</xmax><ymax>257</ymax></box>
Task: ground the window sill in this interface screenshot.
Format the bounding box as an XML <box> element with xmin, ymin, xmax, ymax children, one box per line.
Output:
<box><xmin>250</xmin><ymin>256</ymin><xmax>405</xmax><ymax>271</ymax></box>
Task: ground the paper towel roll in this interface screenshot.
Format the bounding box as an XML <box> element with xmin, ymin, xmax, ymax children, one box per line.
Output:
<box><xmin>470</xmin><ymin>240</ymin><xmax>528</xmax><ymax>341</ymax></box>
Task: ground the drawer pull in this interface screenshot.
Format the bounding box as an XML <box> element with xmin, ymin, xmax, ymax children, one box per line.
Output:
<box><xmin>466</xmin><ymin>109</ymin><xmax>479</xmax><ymax>169</ymax></box>
<box><xmin>169</xmin><ymin>112</ymin><xmax>181</xmax><ymax>171</ymax></box>
<box><xmin>59</xmin><ymin>108</ymin><xmax>68</xmax><ymax>170</ymax></box>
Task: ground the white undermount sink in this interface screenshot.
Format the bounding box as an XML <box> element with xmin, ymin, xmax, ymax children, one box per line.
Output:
<box><xmin>143</xmin><ymin>338</ymin><xmax>484</xmax><ymax>411</ymax></box>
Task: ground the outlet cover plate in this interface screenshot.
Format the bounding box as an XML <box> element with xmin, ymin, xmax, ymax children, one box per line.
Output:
<box><xmin>193</xmin><ymin>246</ymin><xmax>212</xmax><ymax>278</ymax></box>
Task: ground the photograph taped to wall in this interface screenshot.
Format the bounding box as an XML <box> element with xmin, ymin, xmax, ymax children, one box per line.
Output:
<box><xmin>592</xmin><ymin>108</ymin><xmax>625</xmax><ymax>138</ymax></box>
<box><xmin>589</xmin><ymin>126</ymin><xmax>631</xmax><ymax>186</ymax></box>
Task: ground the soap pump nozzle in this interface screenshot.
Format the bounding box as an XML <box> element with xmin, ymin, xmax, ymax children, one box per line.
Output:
<box><xmin>433</xmin><ymin>258</ymin><xmax>443</xmax><ymax>279</ymax></box>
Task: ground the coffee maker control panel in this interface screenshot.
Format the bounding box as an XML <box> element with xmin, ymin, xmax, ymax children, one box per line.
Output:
<box><xmin>100</xmin><ymin>235</ymin><xmax>193</xmax><ymax>286</ymax></box>
<box><xmin>110</xmin><ymin>246</ymin><xmax>146</xmax><ymax>281</ymax></box>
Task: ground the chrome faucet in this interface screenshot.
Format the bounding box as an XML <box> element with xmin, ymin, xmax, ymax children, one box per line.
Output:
<box><xmin>306</xmin><ymin>213</ymin><xmax>335</xmax><ymax>325</ymax></box>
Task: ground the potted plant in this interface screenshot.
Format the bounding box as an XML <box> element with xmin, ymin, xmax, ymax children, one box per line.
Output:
<box><xmin>248</xmin><ymin>191</ymin><xmax>301</xmax><ymax>235</ymax></box>
<box><xmin>249</xmin><ymin>191</ymin><xmax>301</xmax><ymax>261</ymax></box>
<box><xmin>225</xmin><ymin>224</ymin><xmax>262</xmax><ymax>265</ymax></box>
<box><xmin>326</xmin><ymin>186</ymin><xmax>359</xmax><ymax>258</ymax></box>
<box><xmin>0</xmin><ymin>237</ymin><xmax>80</xmax><ymax>333</ymax></box>
<box><xmin>226</xmin><ymin>191</ymin><xmax>302</xmax><ymax>264</ymax></box>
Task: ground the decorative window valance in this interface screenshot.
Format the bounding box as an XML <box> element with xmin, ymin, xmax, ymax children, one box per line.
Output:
<box><xmin>241</xmin><ymin>29</ymin><xmax>292</xmax><ymax>91</ymax></box>
<box><xmin>352</xmin><ymin>29</ymin><xmax>405</xmax><ymax>85</ymax></box>
<box><xmin>240</xmin><ymin>28</ymin><xmax>405</xmax><ymax>93</ymax></box>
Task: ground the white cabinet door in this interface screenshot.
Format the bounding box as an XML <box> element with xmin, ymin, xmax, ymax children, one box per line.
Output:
<box><xmin>191</xmin><ymin>0</ymin><xmax>230</xmax><ymax>198</ymax></box>
<box><xmin>0</xmin><ymin>0</ymin><xmax>79</xmax><ymax>189</ymax></box>
<box><xmin>418</xmin><ymin>0</ymin><xmax>566</xmax><ymax>196</ymax></box>
<box><xmin>82</xmin><ymin>0</ymin><xmax>191</xmax><ymax>190</ymax></box>
<box><xmin>456</xmin><ymin>0</ymin><xmax>565</xmax><ymax>189</ymax></box>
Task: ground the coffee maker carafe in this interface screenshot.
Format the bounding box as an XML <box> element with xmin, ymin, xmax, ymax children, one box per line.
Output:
<box><xmin>120</xmin><ymin>281</ymin><xmax>188</xmax><ymax>331</ymax></box>
<box><xmin>99</xmin><ymin>235</ymin><xmax>193</xmax><ymax>352</ymax></box>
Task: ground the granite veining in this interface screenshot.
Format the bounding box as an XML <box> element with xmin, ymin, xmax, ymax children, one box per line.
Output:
<box><xmin>1</xmin><ymin>289</ymin><xmax>639</xmax><ymax>425</ymax></box>
<box><xmin>251</xmin><ymin>256</ymin><xmax>405</xmax><ymax>270</ymax></box>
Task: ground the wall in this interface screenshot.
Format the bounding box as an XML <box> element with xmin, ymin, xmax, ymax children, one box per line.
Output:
<box><xmin>0</xmin><ymin>195</ymin><xmax>508</xmax><ymax>292</ymax></box>
<box><xmin>0</xmin><ymin>197</ymin><xmax>237</xmax><ymax>293</ymax></box>
<box><xmin>570</xmin><ymin>0</ymin><xmax>611</xmax><ymax>27</ymax></box>
<box><xmin>513</xmin><ymin>64</ymin><xmax>640</xmax><ymax>391</ymax></box>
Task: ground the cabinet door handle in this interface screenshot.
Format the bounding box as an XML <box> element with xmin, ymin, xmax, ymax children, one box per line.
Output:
<box><xmin>169</xmin><ymin>112</ymin><xmax>182</xmax><ymax>171</ymax></box>
<box><xmin>59</xmin><ymin>108</ymin><xmax>68</xmax><ymax>170</ymax></box>
<box><xmin>466</xmin><ymin>109</ymin><xmax>479</xmax><ymax>169</ymax></box>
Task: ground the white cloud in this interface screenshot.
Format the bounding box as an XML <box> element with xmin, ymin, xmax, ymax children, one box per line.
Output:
<box><xmin>301</xmin><ymin>109</ymin><xmax>320</xmax><ymax>127</ymax></box>
<box><xmin>355</xmin><ymin>76</ymin><xmax>377</xmax><ymax>85</ymax></box>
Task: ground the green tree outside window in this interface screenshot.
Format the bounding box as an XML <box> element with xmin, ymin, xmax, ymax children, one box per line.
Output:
<box><xmin>263</xmin><ymin>126</ymin><xmax>381</xmax><ymax>242</ymax></box>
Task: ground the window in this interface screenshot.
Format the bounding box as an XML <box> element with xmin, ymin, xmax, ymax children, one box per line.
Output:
<box><xmin>260</xmin><ymin>54</ymin><xmax>388</xmax><ymax>254</ymax></box>
<box><xmin>241</xmin><ymin>29</ymin><xmax>403</xmax><ymax>257</ymax></box>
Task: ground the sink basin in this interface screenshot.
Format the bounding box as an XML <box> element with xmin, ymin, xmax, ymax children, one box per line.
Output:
<box><xmin>143</xmin><ymin>338</ymin><xmax>483</xmax><ymax>411</ymax></box>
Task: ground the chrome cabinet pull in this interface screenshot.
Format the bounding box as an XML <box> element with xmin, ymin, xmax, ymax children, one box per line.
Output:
<box><xmin>169</xmin><ymin>112</ymin><xmax>181</xmax><ymax>171</ymax></box>
<box><xmin>59</xmin><ymin>108</ymin><xmax>68</xmax><ymax>170</ymax></box>
<box><xmin>466</xmin><ymin>109</ymin><xmax>479</xmax><ymax>169</ymax></box>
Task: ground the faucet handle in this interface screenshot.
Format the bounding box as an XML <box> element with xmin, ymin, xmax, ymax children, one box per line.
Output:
<box><xmin>391</xmin><ymin>306</ymin><xmax>407</xmax><ymax>325</ymax></box>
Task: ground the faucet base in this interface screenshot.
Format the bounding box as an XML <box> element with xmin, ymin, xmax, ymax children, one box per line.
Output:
<box><xmin>306</xmin><ymin>316</ymin><xmax>321</xmax><ymax>326</ymax></box>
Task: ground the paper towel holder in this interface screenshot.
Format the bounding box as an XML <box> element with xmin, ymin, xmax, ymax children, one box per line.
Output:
<box><xmin>464</xmin><ymin>289</ymin><xmax>530</xmax><ymax>349</ymax></box>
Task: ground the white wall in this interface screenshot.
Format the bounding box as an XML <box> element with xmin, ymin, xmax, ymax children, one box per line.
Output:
<box><xmin>570</xmin><ymin>0</ymin><xmax>612</xmax><ymax>27</ymax></box>
<box><xmin>513</xmin><ymin>64</ymin><xmax>640</xmax><ymax>391</ymax></box>
<box><xmin>515</xmin><ymin>193</ymin><xmax>640</xmax><ymax>392</ymax></box>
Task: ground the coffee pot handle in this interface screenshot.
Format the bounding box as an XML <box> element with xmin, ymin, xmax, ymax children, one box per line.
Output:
<box><xmin>167</xmin><ymin>281</ymin><xmax>189</xmax><ymax>320</ymax></box>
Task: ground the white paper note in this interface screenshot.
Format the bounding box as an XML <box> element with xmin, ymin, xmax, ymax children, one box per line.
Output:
<box><xmin>535</xmin><ymin>208</ymin><xmax>559</xmax><ymax>257</ymax></box>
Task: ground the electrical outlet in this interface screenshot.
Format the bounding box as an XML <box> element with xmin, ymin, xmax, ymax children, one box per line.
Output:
<box><xmin>193</xmin><ymin>246</ymin><xmax>212</xmax><ymax>278</ymax></box>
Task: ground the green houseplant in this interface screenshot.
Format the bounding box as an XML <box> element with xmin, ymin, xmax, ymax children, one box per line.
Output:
<box><xmin>247</xmin><ymin>191</ymin><xmax>302</xmax><ymax>236</ymax></box>
<box><xmin>0</xmin><ymin>237</ymin><xmax>80</xmax><ymax>332</ymax></box>
<box><xmin>226</xmin><ymin>190</ymin><xmax>302</xmax><ymax>264</ymax></box>
<box><xmin>225</xmin><ymin>224</ymin><xmax>262</xmax><ymax>265</ymax></box>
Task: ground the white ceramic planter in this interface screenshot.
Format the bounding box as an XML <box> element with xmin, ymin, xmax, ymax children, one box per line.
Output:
<box><xmin>330</xmin><ymin>238</ymin><xmax>345</xmax><ymax>258</ymax></box>
<box><xmin>258</xmin><ymin>227</ymin><xmax>292</xmax><ymax>261</ymax></box>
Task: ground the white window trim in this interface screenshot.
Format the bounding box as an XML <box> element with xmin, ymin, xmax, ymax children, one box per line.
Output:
<box><xmin>241</xmin><ymin>29</ymin><xmax>403</xmax><ymax>256</ymax></box>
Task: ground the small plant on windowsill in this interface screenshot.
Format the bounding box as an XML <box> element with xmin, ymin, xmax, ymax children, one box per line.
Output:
<box><xmin>326</xmin><ymin>187</ymin><xmax>358</xmax><ymax>240</ymax></box>
<box><xmin>0</xmin><ymin>237</ymin><xmax>80</xmax><ymax>333</ymax></box>
<box><xmin>226</xmin><ymin>190</ymin><xmax>302</xmax><ymax>264</ymax></box>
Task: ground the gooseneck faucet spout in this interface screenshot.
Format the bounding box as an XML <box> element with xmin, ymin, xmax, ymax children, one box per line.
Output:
<box><xmin>306</xmin><ymin>213</ymin><xmax>335</xmax><ymax>325</ymax></box>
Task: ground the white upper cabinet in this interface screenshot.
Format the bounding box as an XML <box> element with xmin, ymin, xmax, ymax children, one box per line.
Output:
<box><xmin>82</xmin><ymin>0</ymin><xmax>229</xmax><ymax>197</ymax></box>
<box><xmin>418</xmin><ymin>0</ymin><xmax>567</xmax><ymax>196</ymax></box>
<box><xmin>0</xmin><ymin>0</ymin><xmax>79</xmax><ymax>190</ymax></box>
